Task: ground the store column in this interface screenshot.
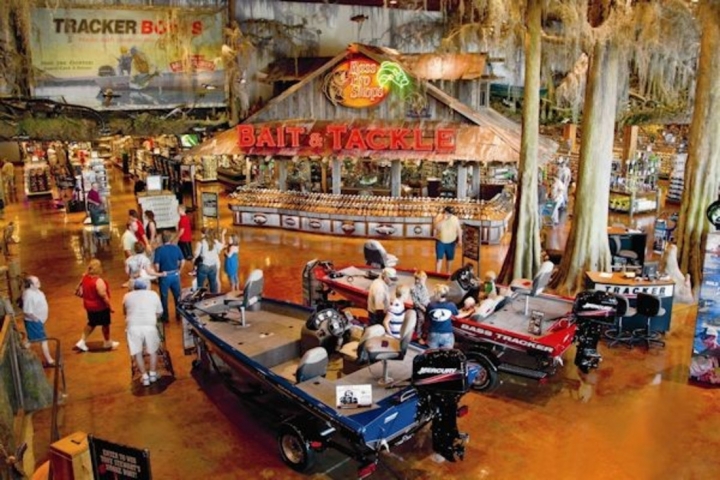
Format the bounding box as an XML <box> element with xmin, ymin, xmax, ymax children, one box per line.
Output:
<box><xmin>471</xmin><ymin>163</ymin><xmax>481</xmax><ymax>199</ymax></box>
<box><xmin>331</xmin><ymin>158</ymin><xmax>342</xmax><ymax>195</ymax></box>
<box><xmin>278</xmin><ymin>160</ymin><xmax>288</xmax><ymax>191</ymax></box>
<box><xmin>390</xmin><ymin>160</ymin><xmax>401</xmax><ymax>197</ymax></box>
<box><xmin>456</xmin><ymin>163</ymin><xmax>468</xmax><ymax>199</ymax></box>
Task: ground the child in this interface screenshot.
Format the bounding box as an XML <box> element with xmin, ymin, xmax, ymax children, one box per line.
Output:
<box><xmin>224</xmin><ymin>232</ymin><xmax>240</xmax><ymax>291</ymax></box>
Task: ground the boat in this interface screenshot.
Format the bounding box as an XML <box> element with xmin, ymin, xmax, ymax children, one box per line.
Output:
<box><xmin>179</xmin><ymin>270</ymin><xmax>478</xmax><ymax>478</ymax></box>
<box><xmin>95</xmin><ymin>69</ymin><xmax>225</xmax><ymax>91</ymax></box>
<box><xmin>309</xmin><ymin>258</ymin><xmax>616</xmax><ymax>391</ymax></box>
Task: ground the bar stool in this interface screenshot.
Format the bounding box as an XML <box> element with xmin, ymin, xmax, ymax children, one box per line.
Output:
<box><xmin>632</xmin><ymin>293</ymin><xmax>666</xmax><ymax>349</ymax></box>
<box><xmin>603</xmin><ymin>294</ymin><xmax>637</xmax><ymax>348</ymax></box>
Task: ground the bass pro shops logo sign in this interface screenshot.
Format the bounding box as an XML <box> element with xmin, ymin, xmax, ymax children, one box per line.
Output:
<box><xmin>323</xmin><ymin>57</ymin><xmax>409</xmax><ymax>109</ymax></box>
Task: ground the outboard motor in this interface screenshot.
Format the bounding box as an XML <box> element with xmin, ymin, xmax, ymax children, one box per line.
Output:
<box><xmin>572</xmin><ymin>291</ymin><xmax>619</xmax><ymax>373</ymax></box>
<box><xmin>412</xmin><ymin>349</ymin><xmax>472</xmax><ymax>462</ymax></box>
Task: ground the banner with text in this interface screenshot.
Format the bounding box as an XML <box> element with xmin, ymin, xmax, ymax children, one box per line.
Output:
<box><xmin>30</xmin><ymin>7</ymin><xmax>225</xmax><ymax>111</ymax></box>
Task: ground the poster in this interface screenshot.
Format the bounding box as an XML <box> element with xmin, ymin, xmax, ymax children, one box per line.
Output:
<box><xmin>201</xmin><ymin>191</ymin><xmax>218</xmax><ymax>219</ymax></box>
<box><xmin>88</xmin><ymin>435</ymin><xmax>152</xmax><ymax>480</ymax></box>
<box><xmin>689</xmin><ymin>231</ymin><xmax>720</xmax><ymax>387</ymax></box>
<box><xmin>30</xmin><ymin>7</ymin><xmax>226</xmax><ymax>111</ymax></box>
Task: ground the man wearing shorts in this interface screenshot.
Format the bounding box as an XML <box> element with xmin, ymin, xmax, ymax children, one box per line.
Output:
<box><xmin>123</xmin><ymin>278</ymin><xmax>163</xmax><ymax>386</ymax></box>
<box><xmin>433</xmin><ymin>206</ymin><xmax>463</xmax><ymax>274</ymax></box>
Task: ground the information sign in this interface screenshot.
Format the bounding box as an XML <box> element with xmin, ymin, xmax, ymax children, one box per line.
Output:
<box><xmin>88</xmin><ymin>435</ymin><xmax>152</xmax><ymax>480</ymax></box>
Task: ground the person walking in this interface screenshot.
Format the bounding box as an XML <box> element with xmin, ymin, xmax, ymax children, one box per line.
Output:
<box><xmin>123</xmin><ymin>278</ymin><xmax>163</xmax><ymax>386</ymax></box>
<box><xmin>75</xmin><ymin>259</ymin><xmax>119</xmax><ymax>352</ymax></box>
<box><xmin>154</xmin><ymin>231</ymin><xmax>185</xmax><ymax>323</ymax></box>
<box><xmin>144</xmin><ymin>210</ymin><xmax>158</xmax><ymax>249</ymax></box>
<box><xmin>176</xmin><ymin>205</ymin><xmax>193</xmax><ymax>260</ymax></box>
<box><xmin>22</xmin><ymin>275</ymin><xmax>55</xmax><ymax>366</ymax></box>
<box><xmin>410</xmin><ymin>270</ymin><xmax>431</xmax><ymax>343</ymax></box>
<box><xmin>223</xmin><ymin>232</ymin><xmax>240</xmax><ymax>291</ymax></box>
<box><xmin>121</xmin><ymin>221</ymin><xmax>138</xmax><ymax>258</ymax></box>
<box><xmin>426</xmin><ymin>284</ymin><xmax>458</xmax><ymax>349</ymax></box>
<box><xmin>128</xmin><ymin>209</ymin><xmax>147</xmax><ymax>247</ymax></box>
<box><xmin>193</xmin><ymin>228</ymin><xmax>223</xmax><ymax>294</ymax></box>
<box><xmin>433</xmin><ymin>206</ymin><xmax>463</xmax><ymax>274</ymax></box>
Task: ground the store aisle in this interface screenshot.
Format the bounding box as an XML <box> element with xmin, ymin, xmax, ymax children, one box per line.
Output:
<box><xmin>7</xmin><ymin>167</ymin><xmax>717</xmax><ymax>479</ymax></box>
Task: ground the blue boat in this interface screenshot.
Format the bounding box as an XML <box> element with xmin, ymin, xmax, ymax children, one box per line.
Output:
<box><xmin>179</xmin><ymin>269</ymin><xmax>477</xmax><ymax>478</ymax></box>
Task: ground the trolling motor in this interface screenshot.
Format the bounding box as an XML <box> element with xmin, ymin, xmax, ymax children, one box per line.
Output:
<box><xmin>572</xmin><ymin>290</ymin><xmax>620</xmax><ymax>373</ymax></box>
<box><xmin>412</xmin><ymin>349</ymin><xmax>473</xmax><ymax>462</ymax></box>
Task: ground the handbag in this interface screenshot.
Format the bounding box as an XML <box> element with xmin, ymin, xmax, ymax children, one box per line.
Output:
<box><xmin>194</xmin><ymin>242</ymin><xmax>205</xmax><ymax>267</ymax></box>
<box><xmin>74</xmin><ymin>282</ymin><xmax>83</xmax><ymax>298</ymax></box>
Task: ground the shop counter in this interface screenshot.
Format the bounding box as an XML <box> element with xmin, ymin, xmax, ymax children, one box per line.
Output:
<box><xmin>228</xmin><ymin>189</ymin><xmax>514</xmax><ymax>243</ymax></box>
<box><xmin>584</xmin><ymin>271</ymin><xmax>674</xmax><ymax>332</ymax></box>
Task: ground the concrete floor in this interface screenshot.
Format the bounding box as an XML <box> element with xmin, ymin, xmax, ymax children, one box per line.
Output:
<box><xmin>8</xmin><ymin>166</ymin><xmax>718</xmax><ymax>479</ymax></box>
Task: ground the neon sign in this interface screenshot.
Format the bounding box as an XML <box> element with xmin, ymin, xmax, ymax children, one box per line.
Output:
<box><xmin>323</xmin><ymin>57</ymin><xmax>410</xmax><ymax>109</ymax></box>
<box><xmin>237</xmin><ymin>124</ymin><xmax>456</xmax><ymax>153</ymax></box>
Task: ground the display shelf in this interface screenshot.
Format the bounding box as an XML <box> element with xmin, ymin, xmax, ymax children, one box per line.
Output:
<box><xmin>228</xmin><ymin>188</ymin><xmax>514</xmax><ymax>243</ymax></box>
<box><xmin>666</xmin><ymin>153</ymin><xmax>687</xmax><ymax>204</ymax></box>
<box><xmin>24</xmin><ymin>161</ymin><xmax>53</xmax><ymax>196</ymax></box>
<box><xmin>609</xmin><ymin>189</ymin><xmax>659</xmax><ymax>216</ymax></box>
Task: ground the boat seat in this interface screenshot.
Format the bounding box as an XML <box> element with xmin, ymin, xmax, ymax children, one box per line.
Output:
<box><xmin>339</xmin><ymin>324</ymin><xmax>386</xmax><ymax>364</ymax></box>
<box><xmin>363</xmin><ymin>310</ymin><xmax>417</xmax><ymax>385</ymax></box>
<box><xmin>609</xmin><ymin>235</ymin><xmax>639</xmax><ymax>271</ymax></box>
<box><xmin>509</xmin><ymin>261</ymin><xmax>555</xmax><ymax>316</ymax></box>
<box><xmin>363</xmin><ymin>240</ymin><xmax>398</xmax><ymax>268</ymax></box>
<box><xmin>295</xmin><ymin>347</ymin><xmax>328</xmax><ymax>383</ymax></box>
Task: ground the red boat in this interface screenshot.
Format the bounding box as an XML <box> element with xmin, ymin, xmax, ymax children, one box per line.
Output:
<box><xmin>306</xmin><ymin>259</ymin><xmax>587</xmax><ymax>391</ymax></box>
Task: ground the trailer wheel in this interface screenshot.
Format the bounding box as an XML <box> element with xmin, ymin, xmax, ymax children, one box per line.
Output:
<box><xmin>278</xmin><ymin>423</ymin><xmax>316</xmax><ymax>472</ymax></box>
<box><xmin>467</xmin><ymin>353</ymin><xmax>499</xmax><ymax>392</ymax></box>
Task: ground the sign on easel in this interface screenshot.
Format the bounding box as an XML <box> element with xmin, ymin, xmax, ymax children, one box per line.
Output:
<box><xmin>461</xmin><ymin>224</ymin><xmax>480</xmax><ymax>264</ymax></box>
<box><xmin>88</xmin><ymin>435</ymin><xmax>152</xmax><ymax>480</ymax></box>
<box><xmin>201</xmin><ymin>191</ymin><xmax>219</xmax><ymax>220</ymax></box>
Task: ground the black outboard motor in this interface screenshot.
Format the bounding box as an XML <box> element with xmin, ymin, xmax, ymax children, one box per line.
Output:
<box><xmin>412</xmin><ymin>349</ymin><xmax>471</xmax><ymax>462</ymax></box>
<box><xmin>572</xmin><ymin>291</ymin><xmax>619</xmax><ymax>373</ymax></box>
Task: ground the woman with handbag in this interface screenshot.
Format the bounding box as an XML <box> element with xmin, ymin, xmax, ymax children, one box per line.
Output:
<box><xmin>192</xmin><ymin>228</ymin><xmax>223</xmax><ymax>294</ymax></box>
<box><xmin>74</xmin><ymin>259</ymin><xmax>119</xmax><ymax>352</ymax></box>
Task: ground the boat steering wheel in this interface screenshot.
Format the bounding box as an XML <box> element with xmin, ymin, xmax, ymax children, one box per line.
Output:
<box><xmin>326</xmin><ymin>310</ymin><xmax>348</xmax><ymax>337</ymax></box>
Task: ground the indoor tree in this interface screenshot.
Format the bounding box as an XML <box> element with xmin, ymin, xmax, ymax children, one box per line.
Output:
<box><xmin>499</xmin><ymin>0</ymin><xmax>544</xmax><ymax>283</ymax></box>
<box><xmin>675</xmin><ymin>0</ymin><xmax>720</xmax><ymax>294</ymax></box>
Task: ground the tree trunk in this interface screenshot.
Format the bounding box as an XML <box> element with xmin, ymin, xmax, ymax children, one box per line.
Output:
<box><xmin>676</xmin><ymin>1</ymin><xmax>720</xmax><ymax>293</ymax></box>
<box><xmin>499</xmin><ymin>0</ymin><xmax>543</xmax><ymax>284</ymax></box>
<box><xmin>550</xmin><ymin>38</ymin><xmax>618</xmax><ymax>295</ymax></box>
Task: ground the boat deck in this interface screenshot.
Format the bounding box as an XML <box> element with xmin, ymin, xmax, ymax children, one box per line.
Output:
<box><xmin>190</xmin><ymin>296</ymin><xmax>419</xmax><ymax>414</ymax></box>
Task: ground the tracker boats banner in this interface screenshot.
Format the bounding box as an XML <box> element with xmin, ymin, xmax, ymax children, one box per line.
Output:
<box><xmin>30</xmin><ymin>7</ymin><xmax>225</xmax><ymax>111</ymax></box>
<box><xmin>690</xmin><ymin>231</ymin><xmax>720</xmax><ymax>387</ymax></box>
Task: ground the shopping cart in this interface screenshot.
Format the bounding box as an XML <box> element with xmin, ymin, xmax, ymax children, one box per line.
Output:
<box><xmin>129</xmin><ymin>321</ymin><xmax>175</xmax><ymax>387</ymax></box>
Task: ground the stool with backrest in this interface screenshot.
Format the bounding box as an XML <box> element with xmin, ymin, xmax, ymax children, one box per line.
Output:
<box><xmin>363</xmin><ymin>310</ymin><xmax>417</xmax><ymax>386</ymax></box>
<box><xmin>603</xmin><ymin>294</ymin><xmax>637</xmax><ymax>348</ymax></box>
<box><xmin>609</xmin><ymin>235</ymin><xmax>640</xmax><ymax>271</ymax></box>
<box><xmin>363</xmin><ymin>240</ymin><xmax>398</xmax><ymax>268</ymax></box>
<box><xmin>632</xmin><ymin>292</ymin><xmax>666</xmax><ymax>349</ymax></box>
<box><xmin>295</xmin><ymin>347</ymin><xmax>328</xmax><ymax>383</ymax></box>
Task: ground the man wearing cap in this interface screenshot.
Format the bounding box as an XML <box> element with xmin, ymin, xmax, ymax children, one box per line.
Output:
<box><xmin>433</xmin><ymin>206</ymin><xmax>463</xmax><ymax>274</ymax></box>
<box><xmin>367</xmin><ymin>267</ymin><xmax>397</xmax><ymax>325</ymax></box>
<box><xmin>123</xmin><ymin>278</ymin><xmax>163</xmax><ymax>386</ymax></box>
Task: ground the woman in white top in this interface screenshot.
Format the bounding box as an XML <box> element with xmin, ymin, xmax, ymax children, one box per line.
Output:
<box><xmin>193</xmin><ymin>228</ymin><xmax>224</xmax><ymax>293</ymax></box>
<box><xmin>124</xmin><ymin>242</ymin><xmax>157</xmax><ymax>286</ymax></box>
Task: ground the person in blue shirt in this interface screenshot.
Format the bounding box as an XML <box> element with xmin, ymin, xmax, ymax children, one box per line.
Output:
<box><xmin>427</xmin><ymin>284</ymin><xmax>458</xmax><ymax>349</ymax></box>
<box><xmin>154</xmin><ymin>231</ymin><xmax>185</xmax><ymax>323</ymax></box>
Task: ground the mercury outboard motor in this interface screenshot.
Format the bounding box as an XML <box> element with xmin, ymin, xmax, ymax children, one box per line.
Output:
<box><xmin>412</xmin><ymin>349</ymin><xmax>473</xmax><ymax>462</ymax></box>
<box><xmin>572</xmin><ymin>291</ymin><xmax>619</xmax><ymax>373</ymax></box>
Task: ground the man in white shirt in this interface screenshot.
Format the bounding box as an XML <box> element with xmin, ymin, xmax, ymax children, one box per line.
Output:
<box><xmin>123</xmin><ymin>278</ymin><xmax>163</xmax><ymax>386</ymax></box>
<box><xmin>22</xmin><ymin>276</ymin><xmax>54</xmax><ymax>366</ymax></box>
<box><xmin>121</xmin><ymin>221</ymin><xmax>138</xmax><ymax>259</ymax></box>
<box><xmin>367</xmin><ymin>267</ymin><xmax>397</xmax><ymax>325</ymax></box>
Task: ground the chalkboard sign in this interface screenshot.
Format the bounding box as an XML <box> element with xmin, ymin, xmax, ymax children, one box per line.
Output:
<box><xmin>88</xmin><ymin>435</ymin><xmax>152</xmax><ymax>480</ymax></box>
<box><xmin>462</xmin><ymin>225</ymin><xmax>480</xmax><ymax>262</ymax></box>
<box><xmin>201</xmin><ymin>191</ymin><xmax>219</xmax><ymax>219</ymax></box>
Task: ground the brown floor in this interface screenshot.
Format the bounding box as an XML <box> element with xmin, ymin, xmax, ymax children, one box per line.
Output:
<box><xmin>8</xmin><ymin>166</ymin><xmax>719</xmax><ymax>479</ymax></box>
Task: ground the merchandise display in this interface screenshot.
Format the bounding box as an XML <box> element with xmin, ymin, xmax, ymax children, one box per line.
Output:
<box><xmin>137</xmin><ymin>192</ymin><xmax>180</xmax><ymax>229</ymax></box>
<box><xmin>666</xmin><ymin>152</ymin><xmax>688</xmax><ymax>204</ymax></box>
<box><xmin>24</xmin><ymin>161</ymin><xmax>53</xmax><ymax>196</ymax></box>
<box><xmin>228</xmin><ymin>188</ymin><xmax>514</xmax><ymax>243</ymax></box>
